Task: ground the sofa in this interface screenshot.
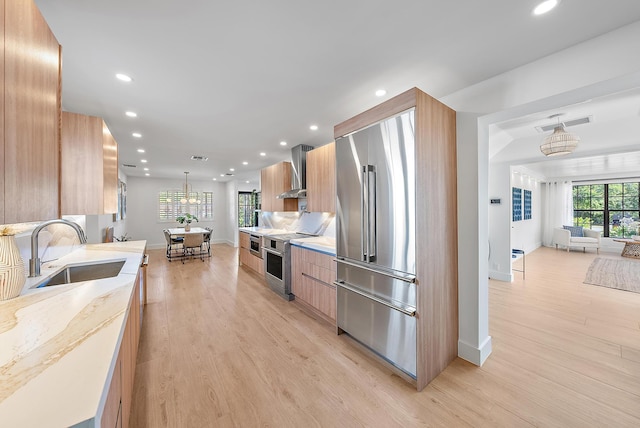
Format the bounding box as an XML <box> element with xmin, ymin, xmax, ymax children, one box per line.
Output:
<box><xmin>553</xmin><ymin>226</ymin><xmax>601</xmax><ymax>253</ymax></box>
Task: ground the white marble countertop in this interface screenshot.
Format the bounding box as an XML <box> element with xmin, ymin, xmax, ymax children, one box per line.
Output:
<box><xmin>0</xmin><ymin>240</ymin><xmax>147</xmax><ymax>427</ymax></box>
<box><xmin>290</xmin><ymin>236</ymin><xmax>336</xmax><ymax>256</ymax></box>
<box><xmin>238</xmin><ymin>227</ymin><xmax>288</xmax><ymax>236</ymax></box>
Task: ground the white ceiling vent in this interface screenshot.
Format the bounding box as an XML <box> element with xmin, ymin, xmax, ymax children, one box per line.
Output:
<box><xmin>122</xmin><ymin>163</ymin><xmax>137</xmax><ymax>168</ymax></box>
<box><xmin>191</xmin><ymin>155</ymin><xmax>209</xmax><ymax>161</ymax></box>
<box><xmin>536</xmin><ymin>115</ymin><xmax>593</xmax><ymax>133</ymax></box>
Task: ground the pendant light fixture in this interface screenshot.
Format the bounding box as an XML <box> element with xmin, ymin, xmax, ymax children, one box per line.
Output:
<box><xmin>540</xmin><ymin>113</ymin><xmax>579</xmax><ymax>157</ymax></box>
<box><xmin>180</xmin><ymin>171</ymin><xmax>201</xmax><ymax>205</ymax></box>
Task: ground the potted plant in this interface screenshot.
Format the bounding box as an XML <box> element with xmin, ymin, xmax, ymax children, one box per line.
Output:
<box><xmin>176</xmin><ymin>213</ymin><xmax>198</xmax><ymax>231</ymax></box>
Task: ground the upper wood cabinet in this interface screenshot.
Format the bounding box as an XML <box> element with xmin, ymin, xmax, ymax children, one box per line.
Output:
<box><xmin>260</xmin><ymin>161</ymin><xmax>297</xmax><ymax>212</ymax></box>
<box><xmin>61</xmin><ymin>112</ymin><xmax>119</xmax><ymax>215</ymax></box>
<box><xmin>306</xmin><ymin>142</ymin><xmax>336</xmax><ymax>213</ymax></box>
<box><xmin>1</xmin><ymin>0</ymin><xmax>61</xmax><ymax>223</ymax></box>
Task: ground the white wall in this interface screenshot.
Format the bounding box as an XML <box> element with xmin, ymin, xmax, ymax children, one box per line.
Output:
<box><xmin>488</xmin><ymin>163</ymin><xmax>511</xmax><ymax>281</ymax></box>
<box><xmin>488</xmin><ymin>164</ymin><xmax>543</xmax><ymax>282</ymax></box>
<box><xmin>510</xmin><ymin>168</ymin><xmax>543</xmax><ymax>256</ymax></box>
<box><xmin>125</xmin><ymin>176</ymin><xmax>227</xmax><ymax>249</ymax></box>
<box><xmin>442</xmin><ymin>21</ymin><xmax>640</xmax><ymax>366</ymax></box>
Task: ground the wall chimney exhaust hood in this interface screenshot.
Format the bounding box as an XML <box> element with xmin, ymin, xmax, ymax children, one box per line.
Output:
<box><xmin>277</xmin><ymin>144</ymin><xmax>314</xmax><ymax>199</ymax></box>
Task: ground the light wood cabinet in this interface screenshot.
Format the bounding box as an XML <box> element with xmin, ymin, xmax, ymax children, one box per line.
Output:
<box><xmin>291</xmin><ymin>246</ymin><xmax>336</xmax><ymax>324</ymax></box>
<box><xmin>101</xmin><ymin>349</ymin><xmax>122</xmax><ymax>428</ymax></box>
<box><xmin>239</xmin><ymin>231</ymin><xmax>250</xmax><ymax>250</ymax></box>
<box><xmin>60</xmin><ymin>112</ymin><xmax>119</xmax><ymax>215</ymax></box>
<box><xmin>306</xmin><ymin>142</ymin><xmax>336</xmax><ymax>213</ymax></box>
<box><xmin>260</xmin><ymin>161</ymin><xmax>297</xmax><ymax>212</ymax></box>
<box><xmin>100</xmin><ymin>266</ymin><xmax>145</xmax><ymax>428</ymax></box>
<box><xmin>239</xmin><ymin>231</ymin><xmax>264</xmax><ymax>275</ymax></box>
<box><xmin>2</xmin><ymin>0</ymin><xmax>61</xmax><ymax>223</ymax></box>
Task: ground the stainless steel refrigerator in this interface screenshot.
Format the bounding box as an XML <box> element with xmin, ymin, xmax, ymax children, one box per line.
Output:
<box><xmin>335</xmin><ymin>108</ymin><xmax>418</xmax><ymax>378</ymax></box>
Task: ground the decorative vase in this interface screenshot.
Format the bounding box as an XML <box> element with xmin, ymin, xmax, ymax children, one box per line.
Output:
<box><xmin>0</xmin><ymin>235</ymin><xmax>27</xmax><ymax>301</ymax></box>
<box><xmin>185</xmin><ymin>223</ymin><xmax>191</xmax><ymax>232</ymax></box>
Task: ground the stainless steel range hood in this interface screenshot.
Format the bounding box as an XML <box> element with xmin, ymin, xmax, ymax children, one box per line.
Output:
<box><xmin>277</xmin><ymin>144</ymin><xmax>314</xmax><ymax>199</ymax></box>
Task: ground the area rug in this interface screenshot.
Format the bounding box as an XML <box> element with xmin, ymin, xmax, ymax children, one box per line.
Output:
<box><xmin>584</xmin><ymin>257</ymin><xmax>640</xmax><ymax>293</ymax></box>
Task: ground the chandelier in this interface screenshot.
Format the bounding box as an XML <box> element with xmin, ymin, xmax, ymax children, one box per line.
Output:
<box><xmin>540</xmin><ymin>114</ymin><xmax>579</xmax><ymax>157</ymax></box>
<box><xmin>180</xmin><ymin>171</ymin><xmax>201</xmax><ymax>205</ymax></box>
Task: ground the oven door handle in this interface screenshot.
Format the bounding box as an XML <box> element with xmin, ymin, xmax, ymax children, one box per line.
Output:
<box><xmin>263</xmin><ymin>247</ymin><xmax>283</xmax><ymax>257</ymax></box>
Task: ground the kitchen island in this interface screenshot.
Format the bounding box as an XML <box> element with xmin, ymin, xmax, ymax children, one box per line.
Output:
<box><xmin>0</xmin><ymin>240</ymin><xmax>146</xmax><ymax>427</ymax></box>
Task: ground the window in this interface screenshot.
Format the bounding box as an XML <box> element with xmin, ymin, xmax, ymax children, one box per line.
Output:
<box><xmin>238</xmin><ymin>191</ymin><xmax>258</xmax><ymax>227</ymax></box>
<box><xmin>158</xmin><ymin>190</ymin><xmax>214</xmax><ymax>222</ymax></box>
<box><xmin>573</xmin><ymin>182</ymin><xmax>639</xmax><ymax>238</ymax></box>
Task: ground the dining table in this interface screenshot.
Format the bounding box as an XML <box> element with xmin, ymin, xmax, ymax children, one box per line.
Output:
<box><xmin>168</xmin><ymin>227</ymin><xmax>209</xmax><ymax>237</ymax></box>
<box><xmin>168</xmin><ymin>227</ymin><xmax>212</xmax><ymax>260</ymax></box>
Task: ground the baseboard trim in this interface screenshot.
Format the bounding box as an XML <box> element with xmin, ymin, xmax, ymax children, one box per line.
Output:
<box><xmin>489</xmin><ymin>270</ymin><xmax>512</xmax><ymax>282</ymax></box>
<box><xmin>458</xmin><ymin>336</ymin><xmax>492</xmax><ymax>366</ymax></box>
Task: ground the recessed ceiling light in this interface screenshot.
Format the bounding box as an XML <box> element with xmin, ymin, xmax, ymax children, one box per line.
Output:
<box><xmin>533</xmin><ymin>0</ymin><xmax>559</xmax><ymax>15</ymax></box>
<box><xmin>145</xmin><ymin>173</ymin><xmax>150</xmax><ymax>176</ymax></box>
<box><xmin>137</xmin><ymin>148</ymin><xmax>145</xmax><ymax>153</ymax></box>
<box><xmin>242</xmin><ymin>161</ymin><xmax>248</xmax><ymax>165</ymax></box>
<box><xmin>260</xmin><ymin>152</ymin><xmax>266</xmax><ymax>156</ymax></box>
<box><xmin>213</xmin><ymin>178</ymin><xmax>217</xmax><ymax>181</ymax></box>
<box><xmin>116</xmin><ymin>73</ymin><xmax>132</xmax><ymax>82</ymax></box>
<box><xmin>125</xmin><ymin>111</ymin><xmax>137</xmax><ymax>118</ymax></box>
<box><xmin>143</xmin><ymin>167</ymin><xmax>149</xmax><ymax>171</ymax></box>
<box><xmin>375</xmin><ymin>89</ymin><xmax>387</xmax><ymax>97</ymax></box>
<box><xmin>246</xmin><ymin>181</ymin><xmax>250</xmax><ymax>184</ymax></box>
<box><xmin>132</xmin><ymin>132</ymin><xmax>142</xmax><ymax>138</ymax></box>
<box><xmin>140</xmin><ymin>159</ymin><xmax>147</xmax><ymax>163</ymax></box>
<box><xmin>230</xmin><ymin>168</ymin><xmax>235</xmax><ymax>171</ymax></box>
<box><xmin>309</xmin><ymin>125</ymin><xmax>318</xmax><ymax>131</ymax></box>
<box><xmin>220</xmin><ymin>174</ymin><xmax>224</xmax><ymax>177</ymax></box>
<box><xmin>280</xmin><ymin>141</ymin><xmax>287</xmax><ymax>146</ymax></box>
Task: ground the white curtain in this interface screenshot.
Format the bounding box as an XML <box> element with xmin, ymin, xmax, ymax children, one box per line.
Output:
<box><xmin>542</xmin><ymin>181</ymin><xmax>573</xmax><ymax>247</ymax></box>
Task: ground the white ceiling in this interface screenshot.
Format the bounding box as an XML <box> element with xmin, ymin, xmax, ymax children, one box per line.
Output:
<box><xmin>490</xmin><ymin>87</ymin><xmax>640</xmax><ymax>179</ymax></box>
<box><xmin>34</xmin><ymin>0</ymin><xmax>640</xmax><ymax>183</ymax></box>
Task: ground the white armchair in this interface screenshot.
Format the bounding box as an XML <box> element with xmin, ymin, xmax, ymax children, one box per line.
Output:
<box><xmin>553</xmin><ymin>227</ymin><xmax>600</xmax><ymax>253</ymax></box>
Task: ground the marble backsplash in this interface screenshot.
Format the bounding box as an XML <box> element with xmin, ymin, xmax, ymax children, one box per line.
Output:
<box><xmin>261</xmin><ymin>211</ymin><xmax>335</xmax><ymax>238</ymax></box>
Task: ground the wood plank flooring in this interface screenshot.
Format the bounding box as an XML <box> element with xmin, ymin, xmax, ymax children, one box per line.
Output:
<box><xmin>130</xmin><ymin>245</ymin><xmax>640</xmax><ymax>427</ymax></box>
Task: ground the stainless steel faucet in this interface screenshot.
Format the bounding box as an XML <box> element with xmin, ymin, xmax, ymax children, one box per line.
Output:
<box><xmin>29</xmin><ymin>219</ymin><xmax>88</xmax><ymax>277</ymax></box>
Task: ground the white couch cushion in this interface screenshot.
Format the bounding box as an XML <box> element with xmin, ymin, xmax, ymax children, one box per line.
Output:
<box><xmin>571</xmin><ymin>237</ymin><xmax>598</xmax><ymax>244</ymax></box>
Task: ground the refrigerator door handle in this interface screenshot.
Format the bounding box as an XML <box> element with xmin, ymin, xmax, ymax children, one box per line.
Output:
<box><xmin>367</xmin><ymin>165</ymin><xmax>376</xmax><ymax>262</ymax></box>
<box><xmin>361</xmin><ymin>165</ymin><xmax>369</xmax><ymax>262</ymax></box>
<box><xmin>335</xmin><ymin>280</ymin><xmax>416</xmax><ymax>317</ymax></box>
<box><xmin>334</xmin><ymin>258</ymin><xmax>417</xmax><ymax>284</ymax></box>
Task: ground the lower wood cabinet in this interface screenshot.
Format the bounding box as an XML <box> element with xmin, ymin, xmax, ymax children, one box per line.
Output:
<box><xmin>100</xmin><ymin>267</ymin><xmax>145</xmax><ymax>428</ymax></box>
<box><xmin>239</xmin><ymin>232</ymin><xmax>264</xmax><ymax>275</ymax></box>
<box><xmin>291</xmin><ymin>246</ymin><xmax>336</xmax><ymax>323</ymax></box>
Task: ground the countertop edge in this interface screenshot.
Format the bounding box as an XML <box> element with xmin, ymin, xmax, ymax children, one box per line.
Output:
<box><xmin>0</xmin><ymin>240</ymin><xmax>146</xmax><ymax>427</ymax></box>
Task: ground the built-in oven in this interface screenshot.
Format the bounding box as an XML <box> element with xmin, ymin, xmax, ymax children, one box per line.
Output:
<box><xmin>263</xmin><ymin>235</ymin><xmax>293</xmax><ymax>301</ymax></box>
<box><xmin>249</xmin><ymin>234</ymin><xmax>262</xmax><ymax>258</ymax></box>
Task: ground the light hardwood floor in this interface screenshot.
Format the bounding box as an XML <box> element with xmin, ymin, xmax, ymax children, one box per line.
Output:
<box><xmin>130</xmin><ymin>245</ymin><xmax>640</xmax><ymax>427</ymax></box>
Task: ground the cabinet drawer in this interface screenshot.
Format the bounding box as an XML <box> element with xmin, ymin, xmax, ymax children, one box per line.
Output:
<box><xmin>300</xmin><ymin>273</ymin><xmax>336</xmax><ymax>321</ymax></box>
<box><xmin>239</xmin><ymin>232</ymin><xmax>250</xmax><ymax>249</ymax></box>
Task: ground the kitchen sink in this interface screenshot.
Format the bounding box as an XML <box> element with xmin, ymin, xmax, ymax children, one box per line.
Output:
<box><xmin>34</xmin><ymin>260</ymin><xmax>126</xmax><ymax>288</ymax></box>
